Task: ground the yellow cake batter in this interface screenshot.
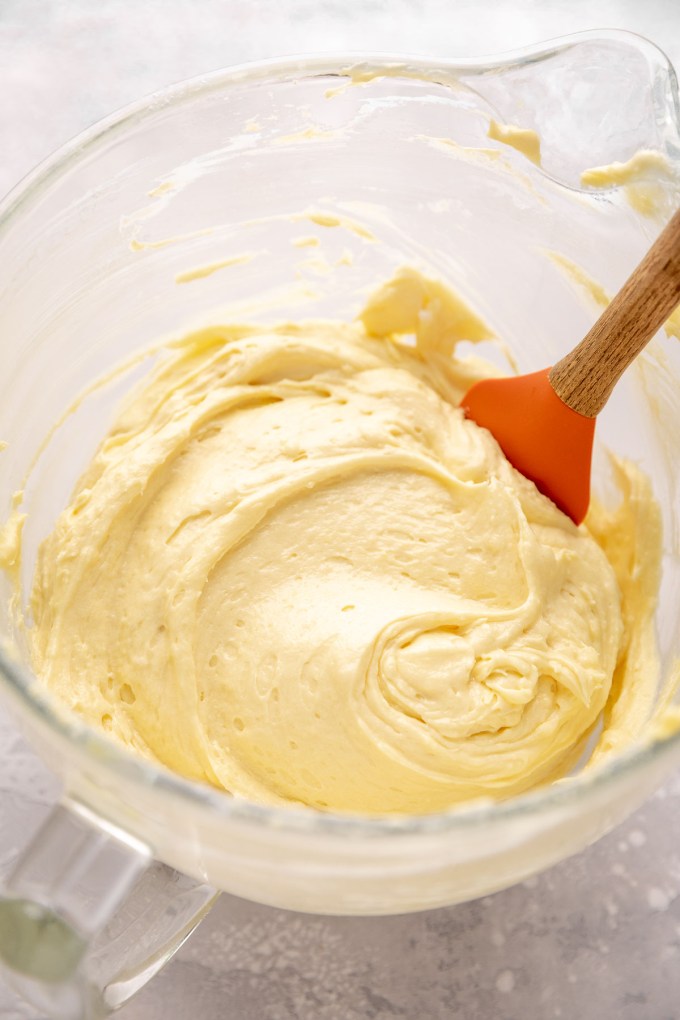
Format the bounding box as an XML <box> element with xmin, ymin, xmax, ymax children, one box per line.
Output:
<box><xmin>14</xmin><ymin>269</ymin><xmax>661</xmax><ymax>813</ymax></box>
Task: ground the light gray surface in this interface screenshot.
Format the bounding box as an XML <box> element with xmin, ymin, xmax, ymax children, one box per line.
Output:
<box><xmin>1</xmin><ymin>2</ymin><xmax>680</xmax><ymax>1018</ymax></box>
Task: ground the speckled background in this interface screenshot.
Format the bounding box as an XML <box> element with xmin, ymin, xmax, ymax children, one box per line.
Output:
<box><xmin>1</xmin><ymin>2</ymin><xmax>680</xmax><ymax>1018</ymax></box>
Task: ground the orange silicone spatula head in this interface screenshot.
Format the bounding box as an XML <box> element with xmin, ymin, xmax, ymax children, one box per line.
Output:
<box><xmin>461</xmin><ymin>368</ymin><xmax>595</xmax><ymax>524</ymax></box>
<box><xmin>460</xmin><ymin>208</ymin><xmax>680</xmax><ymax>525</ymax></box>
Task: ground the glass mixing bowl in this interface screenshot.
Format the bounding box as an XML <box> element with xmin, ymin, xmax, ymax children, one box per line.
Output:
<box><xmin>1</xmin><ymin>29</ymin><xmax>679</xmax><ymax>1019</ymax></box>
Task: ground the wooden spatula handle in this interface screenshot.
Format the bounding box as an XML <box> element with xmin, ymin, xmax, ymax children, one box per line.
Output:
<box><xmin>549</xmin><ymin>207</ymin><xmax>680</xmax><ymax>418</ymax></box>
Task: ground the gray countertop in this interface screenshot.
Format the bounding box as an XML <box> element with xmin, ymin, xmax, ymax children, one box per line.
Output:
<box><xmin>1</xmin><ymin>2</ymin><xmax>680</xmax><ymax>1018</ymax></box>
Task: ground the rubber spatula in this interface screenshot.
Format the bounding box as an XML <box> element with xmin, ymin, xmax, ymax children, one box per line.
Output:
<box><xmin>461</xmin><ymin>208</ymin><xmax>680</xmax><ymax>524</ymax></box>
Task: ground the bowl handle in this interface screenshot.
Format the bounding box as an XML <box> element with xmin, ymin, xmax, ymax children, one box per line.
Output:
<box><xmin>0</xmin><ymin>797</ymin><xmax>217</xmax><ymax>1018</ymax></box>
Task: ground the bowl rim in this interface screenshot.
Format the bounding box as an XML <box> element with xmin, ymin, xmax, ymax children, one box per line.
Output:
<box><xmin>1</xmin><ymin>28</ymin><xmax>679</xmax><ymax>840</ymax></box>
<box><xmin>1</xmin><ymin>25</ymin><xmax>678</xmax><ymax>232</ymax></box>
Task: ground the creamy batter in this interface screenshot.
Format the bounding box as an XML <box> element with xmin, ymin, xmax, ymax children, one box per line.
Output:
<box><xmin>487</xmin><ymin>119</ymin><xmax>541</xmax><ymax>166</ymax></box>
<box><xmin>20</xmin><ymin>269</ymin><xmax>661</xmax><ymax>813</ymax></box>
<box><xmin>581</xmin><ymin>149</ymin><xmax>679</xmax><ymax>223</ymax></box>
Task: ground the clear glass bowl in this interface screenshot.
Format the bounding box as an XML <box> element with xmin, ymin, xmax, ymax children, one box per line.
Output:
<box><xmin>1</xmin><ymin>29</ymin><xmax>679</xmax><ymax>1018</ymax></box>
